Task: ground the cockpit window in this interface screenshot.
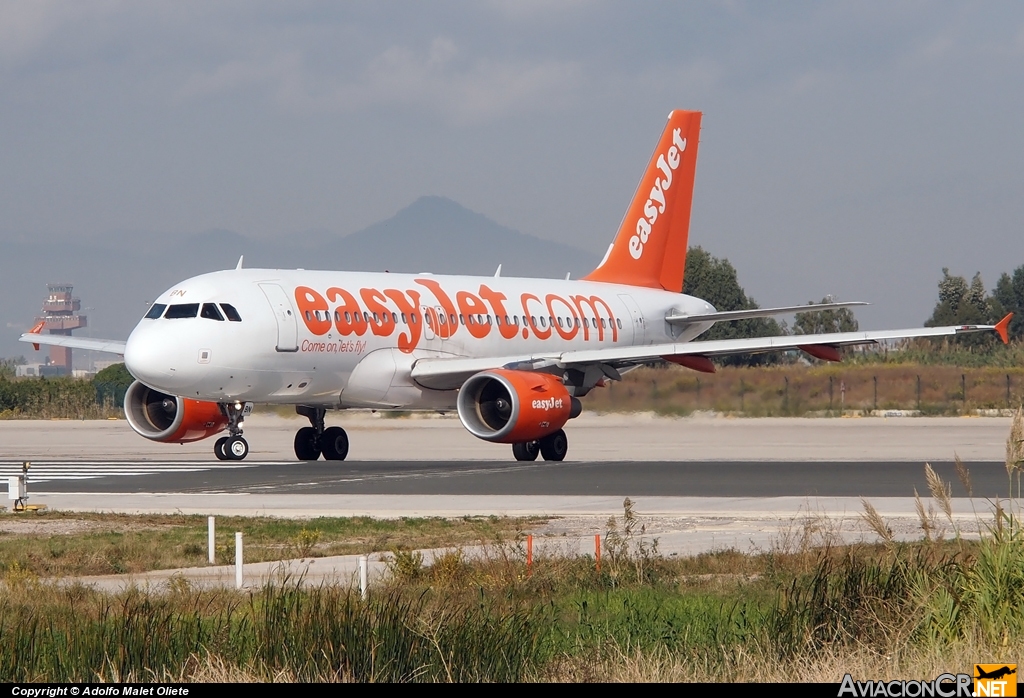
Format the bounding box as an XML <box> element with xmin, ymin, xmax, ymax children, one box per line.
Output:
<box><xmin>145</xmin><ymin>303</ymin><xmax>167</xmax><ymax>319</ymax></box>
<box><xmin>201</xmin><ymin>303</ymin><xmax>225</xmax><ymax>321</ymax></box>
<box><xmin>165</xmin><ymin>303</ymin><xmax>199</xmax><ymax>319</ymax></box>
<box><xmin>220</xmin><ymin>304</ymin><xmax>242</xmax><ymax>322</ymax></box>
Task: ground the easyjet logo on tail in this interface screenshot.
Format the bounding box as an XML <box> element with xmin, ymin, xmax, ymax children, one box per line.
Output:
<box><xmin>629</xmin><ymin>128</ymin><xmax>686</xmax><ymax>260</ymax></box>
<box><xmin>582</xmin><ymin>109</ymin><xmax>701</xmax><ymax>293</ymax></box>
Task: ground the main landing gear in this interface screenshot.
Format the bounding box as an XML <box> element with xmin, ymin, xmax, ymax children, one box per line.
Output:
<box><xmin>512</xmin><ymin>429</ymin><xmax>568</xmax><ymax>462</ymax></box>
<box><xmin>294</xmin><ymin>406</ymin><xmax>349</xmax><ymax>461</ymax></box>
<box><xmin>215</xmin><ymin>402</ymin><xmax>250</xmax><ymax>461</ymax></box>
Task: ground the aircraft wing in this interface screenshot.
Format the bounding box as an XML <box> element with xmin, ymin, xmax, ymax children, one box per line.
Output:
<box><xmin>410</xmin><ymin>315</ymin><xmax>1011</xmax><ymax>390</ymax></box>
<box><xmin>19</xmin><ymin>332</ymin><xmax>127</xmax><ymax>356</ymax></box>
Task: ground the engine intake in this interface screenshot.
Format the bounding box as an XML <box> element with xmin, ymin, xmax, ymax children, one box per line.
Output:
<box><xmin>457</xmin><ymin>369</ymin><xmax>578</xmax><ymax>443</ymax></box>
<box><xmin>124</xmin><ymin>380</ymin><xmax>228</xmax><ymax>443</ymax></box>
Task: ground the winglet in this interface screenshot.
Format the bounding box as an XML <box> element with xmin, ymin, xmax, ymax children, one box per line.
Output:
<box><xmin>236</xmin><ymin>255</ymin><xmax>244</xmax><ymax>270</ymax></box>
<box><xmin>995</xmin><ymin>312</ymin><xmax>1013</xmax><ymax>344</ymax></box>
<box><xmin>27</xmin><ymin>321</ymin><xmax>45</xmax><ymax>350</ymax></box>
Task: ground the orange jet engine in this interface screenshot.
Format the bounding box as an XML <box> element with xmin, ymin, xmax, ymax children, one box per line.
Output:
<box><xmin>124</xmin><ymin>380</ymin><xmax>229</xmax><ymax>443</ymax></box>
<box><xmin>456</xmin><ymin>369</ymin><xmax>578</xmax><ymax>443</ymax></box>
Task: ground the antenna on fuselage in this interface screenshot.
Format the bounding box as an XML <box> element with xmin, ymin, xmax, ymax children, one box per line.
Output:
<box><xmin>494</xmin><ymin>264</ymin><xmax>502</xmax><ymax>277</ymax></box>
<box><xmin>565</xmin><ymin>272</ymin><xmax>571</xmax><ymax>280</ymax></box>
<box><xmin>235</xmin><ymin>255</ymin><xmax>244</xmax><ymax>270</ymax></box>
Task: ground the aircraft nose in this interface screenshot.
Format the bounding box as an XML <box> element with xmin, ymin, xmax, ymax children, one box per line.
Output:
<box><xmin>124</xmin><ymin>325</ymin><xmax>196</xmax><ymax>392</ymax></box>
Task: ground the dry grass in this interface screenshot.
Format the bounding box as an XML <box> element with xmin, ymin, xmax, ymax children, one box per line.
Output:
<box><xmin>584</xmin><ymin>364</ymin><xmax>1024</xmax><ymax>416</ymax></box>
<box><xmin>0</xmin><ymin>511</ymin><xmax>545</xmax><ymax>577</ymax></box>
<box><xmin>548</xmin><ymin>641</ymin><xmax>1024</xmax><ymax>682</ymax></box>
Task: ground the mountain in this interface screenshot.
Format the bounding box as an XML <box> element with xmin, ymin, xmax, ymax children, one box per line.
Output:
<box><xmin>0</xmin><ymin>197</ymin><xmax>601</xmax><ymax>363</ymax></box>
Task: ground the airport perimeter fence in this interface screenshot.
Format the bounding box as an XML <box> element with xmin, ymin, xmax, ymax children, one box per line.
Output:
<box><xmin>587</xmin><ymin>365</ymin><xmax>1024</xmax><ymax>417</ymax></box>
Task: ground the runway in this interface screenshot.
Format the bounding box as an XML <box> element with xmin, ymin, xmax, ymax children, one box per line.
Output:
<box><xmin>2</xmin><ymin>413</ymin><xmax>1017</xmax><ymax>559</ymax></box>
<box><xmin>0</xmin><ymin>458</ymin><xmax>1008</xmax><ymax>497</ymax></box>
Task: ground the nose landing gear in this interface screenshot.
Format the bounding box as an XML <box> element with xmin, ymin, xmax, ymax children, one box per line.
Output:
<box><xmin>294</xmin><ymin>406</ymin><xmax>349</xmax><ymax>461</ymax></box>
<box><xmin>215</xmin><ymin>402</ymin><xmax>251</xmax><ymax>460</ymax></box>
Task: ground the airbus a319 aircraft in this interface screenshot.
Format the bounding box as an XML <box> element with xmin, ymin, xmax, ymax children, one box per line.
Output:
<box><xmin>22</xmin><ymin>110</ymin><xmax>1012</xmax><ymax>462</ymax></box>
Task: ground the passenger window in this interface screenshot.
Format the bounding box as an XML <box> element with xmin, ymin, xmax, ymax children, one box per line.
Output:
<box><xmin>468</xmin><ymin>315</ymin><xmax>475</xmax><ymax>325</ymax></box>
<box><xmin>616</xmin><ymin>318</ymin><xmax>622</xmax><ymax>329</ymax></box>
<box><xmin>530</xmin><ymin>316</ymin><xmax>536</xmax><ymax>326</ymax></box>
<box><xmin>363</xmin><ymin>312</ymin><xmax>369</xmax><ymax>323</ymax></box>
<box><xmin>439</xmin><ymin>313</ymin><xmax>446</xmax><ymax>325</ymax></box>
<box><xmin>344</xmin><ymin>311</ymin><xmax>351</xmax><ymax>323</ymax></box>
<box><xmin>401</xmin><ymin>313</ymin><xmax>408</xmax><ymax>324</ymax></box>
<box><xmin>145</xmin><ymin>303</ymin><xmax>167</xmax><ymax>319</ymax></box>
<box><xmin>450</xmin><ymin>314</ymin><xmax>456</xmax><ymax>325</ymax></box>
<box><xmin>486</xmin><ymin>315</ymin><xmax>492</xmax><ymax>325</ymax></box>
<box><xmin>201</xmin><ymin>303</ymin><xmax>225</xmax><ymax>321</ymax></box>
<box><xmin>411</xmin><ymin>313</ymin><xmax>419</xmax><ymax>325</ymax></box>
<box><xmin>391</xmin><ymin>312</ymin><xmax>398</xmax><ymax>324</ymax></box>
<box><xmin>557</xmin><ymin>317</ymin><xmax>564</xmax><ymax>328</ymax></box>
<box><xmin>460</xmin><ymin>314</ymin><xmax>465</xmax><ymax>325</ymax></box>
<box><xmin>495</xmin><ymin>316</ymin><xmax>501</xmax><ymax>326</ymax></box>
<box><xmin>602</xmin><ymin>318</ymin><xmax>607</xmax><ymax>329</ymax></box>
<box><xmin>305</xmin><ymin>311</ymin><xmax>312</xmax><ymax>321</ymax></box>
<box><xmin>425</xmin><ymin>313</ymin><xmax>432</xmax><ymax>327</ymax></box>
<box><xmin>373</xmin><ymin>313</ymin><xmax>380</xmax><ymax>323</ymax></box>
<box><xmin>165</xmin><ymin>303</ymin><xmax>199</xmax><ymax>319</ymax></box>
<box><xmin>220</xmin><ymin>304</ymin><xmax>242</xmax><ymax>322</ymax></box>
<box><xmin>540</xmin><ymin>317</ymin><xmax>547</xmax><ymax>328</ymax></box>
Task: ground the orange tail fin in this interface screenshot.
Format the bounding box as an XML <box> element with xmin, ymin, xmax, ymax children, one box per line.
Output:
<box><xmin>583</xmin><ymin>109</ymin><xmax>701</xmax><ymax>292</ymax></box>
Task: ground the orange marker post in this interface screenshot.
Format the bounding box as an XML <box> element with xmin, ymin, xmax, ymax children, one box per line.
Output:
<box><xmin>595</xmin><ymin>534</ymin><xmax>601</xmax><ymax>572</ymax></box>
<box><xmin>526</xmin><ymin>534</ymin><xmax>533</xmax><ymax>576</ymax></box>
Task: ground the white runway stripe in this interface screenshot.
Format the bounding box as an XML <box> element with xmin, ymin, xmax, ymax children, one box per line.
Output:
<box><xmin>0</xmin><ymin>461</ymin><xmax>258</xmax><ymax>483</ymax></box>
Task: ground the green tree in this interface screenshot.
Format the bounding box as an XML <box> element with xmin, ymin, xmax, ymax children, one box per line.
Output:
<box><xmin>926</xmin><ymin>268</ymin><xmax>990</xmax><ymax>326</ymax></box>
<box><xmin>925</xmin><ymin>268</ymin><xmax>997</xmax><ymax>347</ymax></box>
<box><xmin>683</xmin><ymin>246</ymin><xmax>784</xmax><ymax>366</ymax></box>
<box><xmin>989</xmin><ymin>265</ymin><xmax>1024</xmax><ymax>341</ymax></box>
<box><xmin>0</xmin><ymin>356</ymin><xmax>26</xmax><ymax>380</ymax></box>
<box><xmin>793</xmin><ymin>297</ymin><xmax>859</xmax><ymax>335</ymax></box>
<box><xmin>93</xmin><ymin>362</ymin><xmax>135</xmax><ymax>409</ymax></box>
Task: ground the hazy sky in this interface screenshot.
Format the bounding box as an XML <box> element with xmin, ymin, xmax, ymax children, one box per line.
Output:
<box><xmin>2</xmin><ymin>1</ymin><xmax>1022</xmax><ymax>328</ymax></box>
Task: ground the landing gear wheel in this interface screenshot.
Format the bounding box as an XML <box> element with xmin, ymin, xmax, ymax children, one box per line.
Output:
<box><xmin>294</xmin><ymin>426</ymin><xmax>322</xmax><ymax>461</ymax></box>
<box><xmin>214</xmin><ymin>436</ymin><xmax>230</xmax><ymax>461</ymax></box>
<box><xmin>539</xmin><ymin>429</ymin><xmax>568</xmax><ymax>462</ymax></box>
<box><xmin>225</xmin><ymin>436</ymin><xmax>249</xmax><ymax>460</ymax></box>
<box><xmin>321</xmin><ymin>426</ymin><xmax>349</xmax><ymax>461</ymax></box>
<box><xmin>512</xmin><ymin>441</ymin><xmax>539</xmax><ymax>461</ymax></box>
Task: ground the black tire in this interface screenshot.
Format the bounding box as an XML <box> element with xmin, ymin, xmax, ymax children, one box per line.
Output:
<box><xmin>539</xmin><ymin>429</ymin><xmax>568</xmax><ymax>461</ymax></box>
<box><xmin>214</xmin><ymin>436</ymin><xmax>230</xmax><ymax>461</ymax></box>
<box><xmin>512</xmin><ymin>441</ymin><xmax>539</xmax><ymax>461</ymax></box>
<box><xmin>321</xmin><ymin>426</ymin><xmax>349</xmax><ymax>461</ymax></box>
<box><xmin>226</xmin><ymin>436</ymin><xmax>249</xmax><ymax>460</ymax></box>
<box><xmin>294</xmin><ymin>426</ymin><xmax>321</xmax><ymax>461</ymax></box>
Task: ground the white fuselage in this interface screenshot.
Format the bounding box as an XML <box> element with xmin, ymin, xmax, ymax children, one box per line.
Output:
<box><xmin>123</xmin><ymin>268</ymin><xmax>715</xmax><ymax>409</ymax></box>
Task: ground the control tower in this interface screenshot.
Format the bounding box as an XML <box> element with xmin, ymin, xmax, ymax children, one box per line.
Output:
<box><xmin>33</xmin><ymin>284</ymin><xmax>87</xmax><ymax>375</ymax></box>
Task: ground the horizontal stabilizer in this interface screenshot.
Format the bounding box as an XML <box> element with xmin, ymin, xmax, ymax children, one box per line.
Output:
<box><xmin>665</xmin><ymin>301</ymin><xmax>868</xmax><ymax>326</ymax></box>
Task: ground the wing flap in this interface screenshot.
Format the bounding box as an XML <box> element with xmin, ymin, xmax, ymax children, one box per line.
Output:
<box><xmin>665</xmin><ymin>301</ymin><xmax>868</xmax><ymax>326</ymax></box>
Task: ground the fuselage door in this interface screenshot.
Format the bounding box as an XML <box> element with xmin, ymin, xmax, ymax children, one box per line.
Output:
<box><xmin>259</xmin><ymin>283</ymin><xmax>299</xmax><ymax>352</ymax></box>
<box><xmin>618</xmin><ymin>294</ymin><xmax>645</xmax><ymax>345</ymax></box>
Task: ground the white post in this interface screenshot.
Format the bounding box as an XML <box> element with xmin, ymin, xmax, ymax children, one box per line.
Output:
<box><xmin>235</xmin><ymin>532</ymin><xmax>243</xmax><ymax>589</ymax></box>
<box><xmin>208</xmin><ymin>516</ymin><xmax>215</xmax><ymax>564</ymax></box>
<box><xmin>359</xmin><ymin>555</ymin><xmax>368</xmax><ymax>600</ymax></box>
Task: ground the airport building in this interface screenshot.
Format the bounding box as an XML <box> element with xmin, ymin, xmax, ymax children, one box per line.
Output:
<box><xmin>32</xmin><ymin>283</ymin><xmax>87</xmax><ymax>376</ymax></box>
